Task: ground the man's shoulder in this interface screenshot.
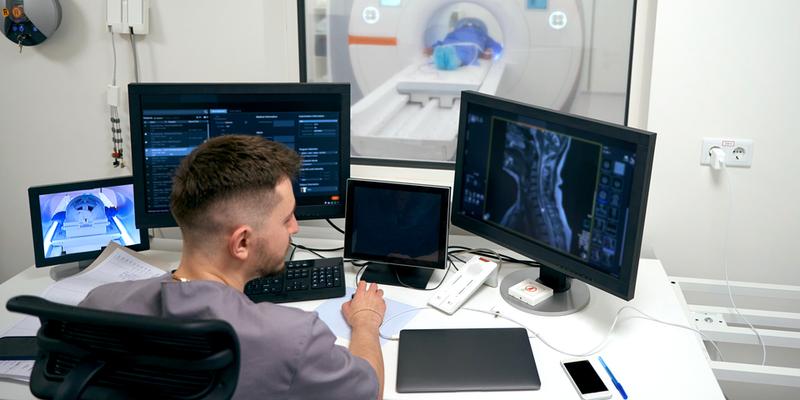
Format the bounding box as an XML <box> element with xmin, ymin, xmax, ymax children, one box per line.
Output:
<box><xmin>79</xmin><ymin>275</ymin><xmax>168</xmax><ymax>312</ymax></box>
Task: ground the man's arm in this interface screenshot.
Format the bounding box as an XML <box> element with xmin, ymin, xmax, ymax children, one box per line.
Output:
<box><xmin>342</xmin><ymin>280</ymin><xmax>386</xmax><ymax>400</ymax></box>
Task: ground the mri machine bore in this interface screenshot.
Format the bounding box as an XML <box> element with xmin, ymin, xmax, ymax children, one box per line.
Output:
<box><xmin>301</xmin><ymin>0</ymin><xmax>636</xmax><ymax>163</ymax></box>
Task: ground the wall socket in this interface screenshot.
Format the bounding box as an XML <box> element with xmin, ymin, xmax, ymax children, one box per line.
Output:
<box><xmin>700</xmin><ymin>138</ymin><xmax>753</xmax><ymax>168</ymax></box>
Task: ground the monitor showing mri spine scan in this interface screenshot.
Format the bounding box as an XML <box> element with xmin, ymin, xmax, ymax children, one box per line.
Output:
<box><xmin>299</xmin><ymin>0</ymin><xmax>637</xmax><ymax>163</ymax></box>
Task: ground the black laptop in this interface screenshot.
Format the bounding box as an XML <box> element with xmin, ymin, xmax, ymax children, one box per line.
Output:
<box><xmin>397</xmin><ymin>328</ymin><xmax>541</xmax><ymax>393</ymax></box>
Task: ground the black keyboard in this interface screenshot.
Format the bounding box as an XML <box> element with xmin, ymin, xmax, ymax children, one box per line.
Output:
<box><xmin>244</xmin><ymin>257</ymin><xmax>346</xmax><ymax>304</ymax></box>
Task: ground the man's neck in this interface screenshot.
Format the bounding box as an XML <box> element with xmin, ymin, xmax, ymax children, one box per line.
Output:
<box><xmin>173</xmin><ymin>249</ymin><xmax>249</xmax><ymax>292</ymax></box>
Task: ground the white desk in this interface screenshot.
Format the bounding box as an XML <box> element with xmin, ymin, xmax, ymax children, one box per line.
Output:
<box><xmin>0</xmin><ymin>238</ymin><xmax>725</xmax><ymax>399</ymax></box>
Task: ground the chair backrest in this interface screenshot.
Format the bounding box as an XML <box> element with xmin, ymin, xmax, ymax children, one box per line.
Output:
<box><xmin>6</xmin><ymin>295</ymin><xmax>240</xmax><ymax>400</ymax></box>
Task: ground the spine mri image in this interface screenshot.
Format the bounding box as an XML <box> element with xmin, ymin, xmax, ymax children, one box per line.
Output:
<box><xmin>483</xmin><ymin>118</ymin><xmax>611</xmax><ymax>270</ymax></box>
<box><xmin>461</xmin><ymin>104</ymin><xmax>639</xmax><ymax>278</ymax></box>
<box><xmin>495</xmin><ymin>120</ymin><xmax>574</xmax><ymax>252</ymax></box>
<box><xmin>39</xmin><ymin>185</ymin><xmax>140</xmax><ymax>258</ymax></box>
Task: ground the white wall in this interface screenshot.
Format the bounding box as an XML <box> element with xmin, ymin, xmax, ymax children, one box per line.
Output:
<box><xmin>0</xmin><ymin>0</ymin><xmax>298</xmax><ymax>282</ymax></box>
<box><xmin>644</xmin><ymin>0</ymin><xmax>800</xmax><ymax>287</ymax></box>
<box><xmin>3</xmin><ymin>0</ymin><xmax>798</xmax><ymax>293</ymax></box>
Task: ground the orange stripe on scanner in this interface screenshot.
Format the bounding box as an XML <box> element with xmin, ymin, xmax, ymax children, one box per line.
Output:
<box><xmin>347</xmin><ymin>35</ymin><xmax>397</xmax><ymax>46</ymax></box>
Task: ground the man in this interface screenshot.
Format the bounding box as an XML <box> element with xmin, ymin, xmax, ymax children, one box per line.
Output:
<box><xmin>80</xmin><ymin>135</ymin><xmax>386</xmax><ymax>399</ymax></box>
<box><xmin>427</xmin><ymin>17</ymin><xmax>503</xmax><ymax>70</ymax></box>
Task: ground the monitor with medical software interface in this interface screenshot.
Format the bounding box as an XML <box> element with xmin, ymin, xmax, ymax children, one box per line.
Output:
<box><xmin>129</xmin><ymin>83</ymin><xmax>350</xmax><ymax>228</ymax></box>
<box><xmin>452</xmin><ymin>91</ymin><xmax>655</xmax><ymax>314</ymax></box>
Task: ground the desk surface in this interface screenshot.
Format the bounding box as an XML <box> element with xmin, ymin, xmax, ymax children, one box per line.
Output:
<box><xmin>0</xmin><ymin>237</ymin><xmax>725</xmax><ymax>399</ymax></box>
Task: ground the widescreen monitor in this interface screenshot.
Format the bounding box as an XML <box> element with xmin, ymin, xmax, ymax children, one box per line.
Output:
<box><xmin>129</xmin><ymin>83</ymin><xmax>350</xmax><ymax>228</ymax></box>
<box><xmin>452</xmin><ymin>91</ymin><xmax>655</xmax><ymax>313</ymax></box>
<box><xmin>344</xmin><ymin>179</ymin><xmax>450</xmax><ymax>289</ymax></box>
<box><xmin>28</xmin><ymin>176</ymin><xmax>149</xmax><ymax>268</ymax></box>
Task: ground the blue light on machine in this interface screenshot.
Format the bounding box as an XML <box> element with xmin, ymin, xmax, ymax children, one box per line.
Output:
<box><xmin>380</xmin><ymin>0</ymin><xmax>402</xmax><ymax>6</ymax></box>
<box><xmin>528</xmin><ymin>0</ymin><xmax>548</xmax><ymax>10</ymax></box>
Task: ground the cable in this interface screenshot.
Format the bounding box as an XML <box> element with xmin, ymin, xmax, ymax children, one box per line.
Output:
<box><xmin>394</xmin><ymin>261</ymin><xmax>452</xmax><ymax>291</ymax></box>
<box><xmin>129</xmin><ymin>27</ymin><xmax>140</xmax><ymax>83</ymax></box>
<box><xmin>292</xmin><ymin>243</ymin><xmax>344</xmax><ymax>252</ymax></box>
<box><xmin>378</xmin><ymin>306</ymin><xmax>429</xmax><ymax>341</ymax></box>
<box><xmin>720</xmin><ymin>168</ymin><xmax>767</xmax><ymax>365</ymax></box>
<box><xmin>109</xmin><ymin>28</ymin><xmax>117</xmax><ymax>86</ymax></box>
<box><xmin>448</xmin><ymin>246</ymin><xmax>541</xmax><ymax>268</ymax></box>
<box><xmin>287</xmin><ymin>244</ymin><xmax>297</xmax><ymax>261</ymax></box>
<box><xmin>108</xmin><ymin>28</ymin><xmax>124</xmax><ymax>168</ymax></box>
<box><xmin>449</xmin><ymin>256</ymin><xmax>459</xmax><ymax>272</ymax></box>
<box><xmin>462</xmin><ymin>305</ymin><xmax>727</xmax><ymax>361</ymax></box>
<box><xmin>326</xmin><ymin>219</ymin><xmax>345</xmax><ymax>234</ymax></box>
<box><xmin>375</xmin><ymin>304</ymin><xmax>726</xmax><ymax>362</ymax></box>
<box><xmin>353</xmin><ymin>263</ymin><xmax>369</xmax><ymax>287</ymax></box>
<box><xmin>449</xmin><ymin>247</ymin><xmax>506</xmax><ymax>273</ymax></box>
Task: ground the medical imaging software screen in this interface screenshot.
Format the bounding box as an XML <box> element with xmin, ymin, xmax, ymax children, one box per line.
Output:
<box><xmin>38</xmin><ymin>184</ymin><xmax>142</xmax><ymax>258</ymax></box>
<box><xmin>459</xmin><ymin>105</ymin><xmax>638</xmax><ymax>277</ymax></box>
<box><xmin>139</xmin><ymin>94</ymin><xmax>343</xmax><ymax>215</ymax></box>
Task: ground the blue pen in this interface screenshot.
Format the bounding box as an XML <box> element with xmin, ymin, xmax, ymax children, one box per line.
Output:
<box><xmin>598</xmin><ymin>356</ymin><xmax>628</xmax><ymax>399</ymax></box>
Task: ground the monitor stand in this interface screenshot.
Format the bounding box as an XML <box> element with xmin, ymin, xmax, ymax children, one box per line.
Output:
<box><xmin>49</xmin><ymin>259</ymin><xmax>93</xmax><ymax>281</ymax></box>
<box><xmin>360</xmin><ymin>263</ymin><xmax>434</xmax><ymax>289</ymax></box>
<box><xmin>499</xmin><ymin>266</ymin><xmax>590</xmax><ymax>316</ymax></box>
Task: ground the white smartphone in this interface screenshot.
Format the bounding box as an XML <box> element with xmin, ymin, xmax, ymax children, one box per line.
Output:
<box><xmin>561</xmin><ymin>359</ymin><xmax>612</xmax><ymax>400</ymax></box>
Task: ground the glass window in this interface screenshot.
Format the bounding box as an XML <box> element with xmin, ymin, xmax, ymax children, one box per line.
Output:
<box><xmin>299</xmin><ymin>0</ymin><xmax>636</xmax><ymax>164</ymax></box>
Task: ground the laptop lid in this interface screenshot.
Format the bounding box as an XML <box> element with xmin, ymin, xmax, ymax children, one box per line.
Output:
<box><xmin>397</xmin><ymin>328</ymin><xmax>541</xmax><ymax>393</ymax></box>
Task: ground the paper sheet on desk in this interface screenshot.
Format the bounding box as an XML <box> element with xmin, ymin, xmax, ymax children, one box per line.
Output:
<box><xmin>1</xmin><ymin>243</ymin><xmax>166</xmax><ymax>338</ymax></box>
<box><xmin>0</xmin><ymin>360</ymin><xmax>33</xmax><ymax>382</ymax></box>
<box><xmin>315</xmin><ymin>287</ymin><xmax>420</xmax><ymax>346</ymax></box>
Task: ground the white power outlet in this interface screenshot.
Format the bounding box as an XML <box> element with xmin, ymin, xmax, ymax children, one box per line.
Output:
<box><xmin>700</xmin><ymin>138</ymin><xmax>753</xmax><ymax>168</ymax></box>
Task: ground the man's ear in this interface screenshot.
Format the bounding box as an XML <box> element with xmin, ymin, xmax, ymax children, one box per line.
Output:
<box><xmin>228</xmin><ymin>225</ymin><xmax>252</xmax><ymax>261</ymax></box>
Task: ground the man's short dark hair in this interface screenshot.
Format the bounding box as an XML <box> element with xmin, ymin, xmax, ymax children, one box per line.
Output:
<box><xmin>170</xmin><ymin>135</ymin><xmax>301</xmax><ymax>232</ymax></box>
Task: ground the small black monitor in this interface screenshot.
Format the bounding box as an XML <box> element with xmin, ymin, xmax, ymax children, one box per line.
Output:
<box><xmin>28</xmin><ymin>176</ymin><xmax>150</xmax><ymax>269</ymax></box>
<box><xmin>344</xmin><ymin>179</ymin><xmax>450</xmax><ymax>289</ymax></box>
<box><xmin>129</xmin><ymin>83</ymin><xmax>350</xmax><ymax>228</ymax></box>
<box><xmin>452</xmin><ymin>91</ymin><xmax>655</xmax><ymax>312</ymax></box>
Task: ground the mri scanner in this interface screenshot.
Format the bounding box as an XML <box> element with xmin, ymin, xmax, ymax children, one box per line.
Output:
<box><xmin>307</xmin><ymin>0</ymin><xmax>631</xmax><ymax>162</ymax></box>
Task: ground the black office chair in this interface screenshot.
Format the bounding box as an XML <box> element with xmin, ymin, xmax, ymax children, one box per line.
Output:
<box><xmin>6</xmin><ymin>295</ymin><xmax>240</xmax><ymax>400</ymax></box>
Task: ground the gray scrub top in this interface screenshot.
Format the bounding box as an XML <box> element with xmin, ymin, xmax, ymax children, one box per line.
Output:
<box><xmin>79</xmin><ymin>275</ymin><xmax>378</xmax><ymax>399</ymax></box>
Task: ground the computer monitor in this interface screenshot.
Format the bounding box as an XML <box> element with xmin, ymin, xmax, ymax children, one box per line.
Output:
<box><xmin>344</xmin><ymin>179</ymin><xmax>451</xmax><ymax>289</ymax></box>
<box><xmin>28</xmin><ymin>176</ymin><xmax>150</xmax><ymax>271</ymax></box>
<box><xmin>452</xmin><ymin>91</ymin><xmax>656</xmax><ymax>315</ymax></box>
<box><xmin>129</xmin><ymin>83</ymin><xmax>350</xmax><ymax>228</ymax></box>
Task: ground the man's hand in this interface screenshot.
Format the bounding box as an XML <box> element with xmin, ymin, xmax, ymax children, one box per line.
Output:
<box><xmin>342</xmin><ymin>280</ymin><xmax>386</xmax><ymax>330</ymax></box>
<box><xmin>342</xmin><ymin>280</ymin><xmax>386</xmax><ymax>399</ymax></box>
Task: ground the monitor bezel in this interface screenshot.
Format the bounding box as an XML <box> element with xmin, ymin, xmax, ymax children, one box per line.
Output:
<box><xmin>344</xmin><ymin>179</ymin><xmax>451</xmax><ymax>270</ymax></box>
<box><xmin>28</xmin><ymin>176</ymin><xmax>150</xmax><ymax>268</ymax></box>
<box><xmin>452</xmin><ymin>91</ymin><xmax>656</xmax><ymax>300</ymax></box>
<box><xmin>129</xmin><ymin>82</ymin><xmax>351</xmax><ymax>228</ymax></box>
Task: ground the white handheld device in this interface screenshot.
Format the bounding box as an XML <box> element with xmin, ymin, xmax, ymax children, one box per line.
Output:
<box><xmin>428</xmin><ymin>255</ymin><xmax>498</xmax><ymax>314</ymax></box>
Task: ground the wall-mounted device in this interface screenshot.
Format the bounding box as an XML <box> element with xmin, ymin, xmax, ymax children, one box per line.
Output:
<box><xmin>2</xmin><ymin>0</ymin><xmax>61</xmax><ymax>48</ymax></box>
<box><xmin>106</xmin><ymin>0</ymin><xmax>149</xmax><ymax>34</ymax></box>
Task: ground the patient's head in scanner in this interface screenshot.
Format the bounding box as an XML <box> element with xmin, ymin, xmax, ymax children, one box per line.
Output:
<box><xmin>170</xmin><ymin>135</ymin><xmax>301</xmax><ymax>281</ymax></box>
<box><xmin>427</xmin><ymin>17</ymin><xmax>503</xmax><ymax>71</ymax></box>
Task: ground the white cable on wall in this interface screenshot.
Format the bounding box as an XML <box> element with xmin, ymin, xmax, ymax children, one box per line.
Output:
<box><xmin>719</xmin><ymin>167</ymin><xmax>767</xmax><ymax>365</ymax></box>
<box><xmin>129</xmin><ymin>27</ymin><xmax>140</xmax><ymax>83</ymax></box>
